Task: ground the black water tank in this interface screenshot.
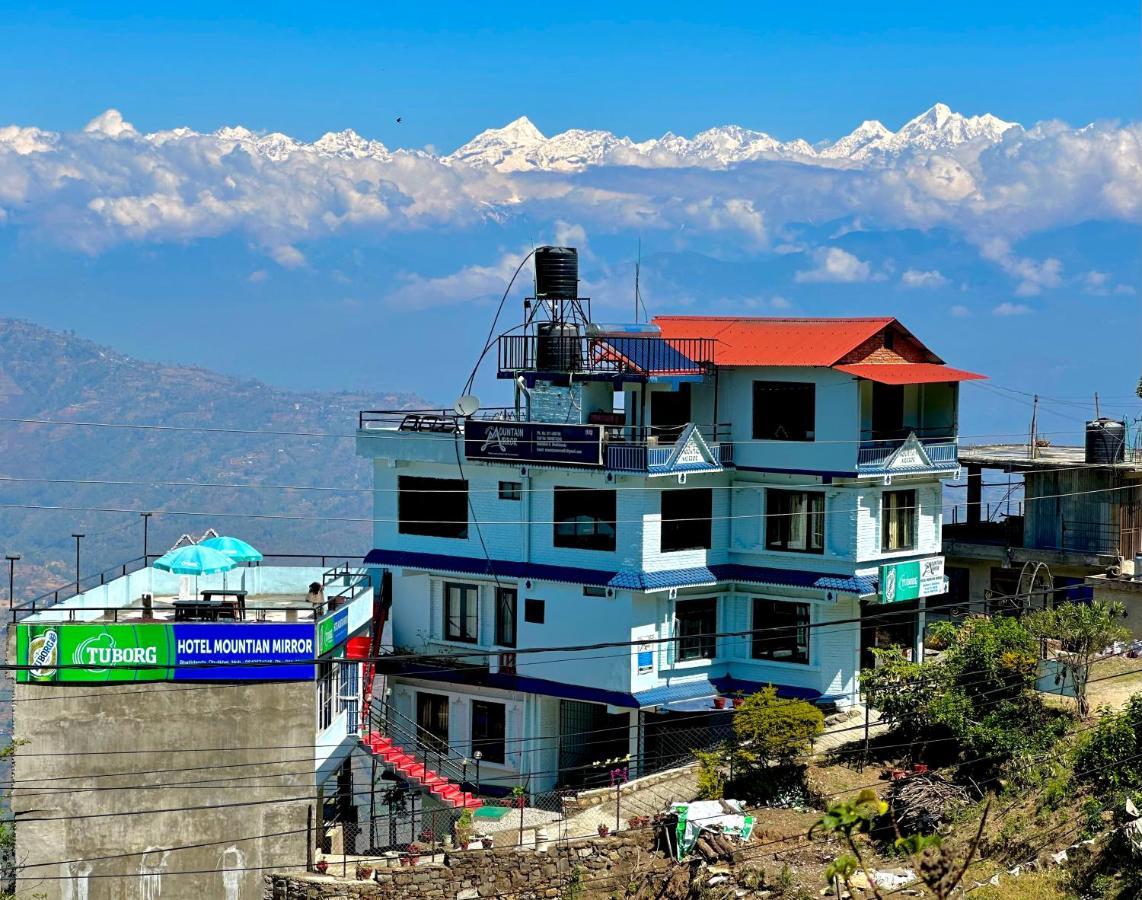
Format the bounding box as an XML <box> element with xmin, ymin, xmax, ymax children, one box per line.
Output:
<box><xmin>535</xmin><ymin>246</ymin><xmax>578</xmax><ymax>300</ymax></box>
<box><xmin>536</xmin><ymin>322</ymin><xmax>582</xmax><ymax>371</ymax></box>
<box><xmin>1085</xmin><ymin>418</ymin><xmax>1126</xmax><ymax>464</ymax></box>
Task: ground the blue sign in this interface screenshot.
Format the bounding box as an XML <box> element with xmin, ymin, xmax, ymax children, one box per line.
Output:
<box><xmin>172</xmin><ymin>623</ymin><xmax>315</xmax><ymax>681</ymax></box>
<box><xmin>465</xmin><ymin>420</ymin><xmax>603</xmax><ymax>467</ymax></box>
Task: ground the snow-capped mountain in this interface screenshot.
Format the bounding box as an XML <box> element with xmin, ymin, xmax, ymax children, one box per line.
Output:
<box><xmin>443</xmin><ymin>103</ymin><xmax>1021</xmax><ymax>172</ymax></box>
<box><xmin>0</xmin><ymin>102</ymin><xmax>1022</xmax><ymax>173</ymax></box>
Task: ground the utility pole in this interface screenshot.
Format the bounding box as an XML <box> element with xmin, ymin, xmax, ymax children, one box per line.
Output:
<box><xmin>72</xmin><ymin>534</ymin><xmax>85</xmax><ymax>592</ymax></box>
<box><xmin>141</xmin><ymin>512</ymin><xmax>153</xmax><ymax>564</ymax></box>
<box><xmin>6</xmin><ymin>554</ymin><xmax>19</xmax><ymax>610</ymax></box>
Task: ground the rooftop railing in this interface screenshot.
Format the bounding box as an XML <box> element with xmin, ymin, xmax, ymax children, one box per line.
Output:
<box><xmin>497</xmin><ymin>334</ymin><xmax>716</xmax><ymax>378</ymax></box>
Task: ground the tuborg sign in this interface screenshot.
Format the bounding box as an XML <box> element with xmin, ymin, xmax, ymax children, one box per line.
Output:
<box><xmin>878</xmin><ymin>557</ymin><xmax>946</xmax><ymax>604</ymax></box>
<box><xmin>465</xmin><ymin>420</ymin><xmax>603</xmax><ymax>467</ymax></box>
<box><xmin>17</xmin><ymin>622</ymin><xmax>316</xmax><ymax>683</ymax></box>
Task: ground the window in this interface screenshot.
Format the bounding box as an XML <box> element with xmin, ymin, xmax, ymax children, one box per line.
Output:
<box><xmin>583</xmin><ymin>585</ymin><xmax>607</xmax><ymax>597</ymax></box>
<box><xmin>553</xmin><ymin>487</ymin><xmax>617</xmax><ymax>551</ymax></box>
<box><xmin>399</xmin><ymin>476</ymin><xmax>468</xmax><ymax>539</ymax></box>
<box><xmin>661</xmin><ymin>488</ymin><xmax>713</xmax><ymax>552</ymax></box>
<box><xmin>471</xmin><ymin>700</ymin><xmax>506</xmax><ymax>764</ymax></box>
<box><xmin>444</xmin><ymin>582</ymin><xmax>479</xmax><ymax>643</ymax></box>
<box><xmin>765</xmin><ymin>490</ymin><xmax>825</xmax><ymax>554</ymax></box>
<box><xmin>751</xmin><ymin>599</ymin><xmax>810</xmax><ymax>664</ymax></box>
<box><xmin>416</xmin><ymin>692</ymin><xmax>449</xmax><ymax>752</ymax></box>
<box><xmin>882</xmin><ymin>489</ymin><xmax>916</xmax><ymax>552</ymax></box>
<box><xmin>524</xmin><ymin>598</ymin><xmax>545</xmax><ymax>624</ymax></box>
<box><xmin>499</xmin><ymin>481</ymin><xmax>522</xmax><ymax>501</ymax></box>
<box><xmin>675</xmin><ymin>598</ymin><xmax>717</xmax><ymax>662</ymax></box>
<box><xmin>495</xmin><ymin>587</ymin><xmax>517</xmax><ymax>648</ymax></box>
<box><xmin>316</xmin><ymin>660</ymin><xmax>338</xmax><ymax>730</ymax></box>
<box><xmin>753</xmin><ymin>381</ymin><xmax>815</xmax><ymax>441</ymax></box>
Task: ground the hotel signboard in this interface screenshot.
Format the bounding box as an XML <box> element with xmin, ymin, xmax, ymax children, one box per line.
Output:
<box><xmin>465</xmin><ymin>420</ymin><xmax>603</xmax><ymax>467</ymax></box>
<box><xmin>17</xmin><ymin>622</ymin><xmax>316</xmax><ymax>683</ymax></box>
<box><xmin>878</xmin><ymin>557</ymin><xmax>945</xmax><ymax>604</ymax></box>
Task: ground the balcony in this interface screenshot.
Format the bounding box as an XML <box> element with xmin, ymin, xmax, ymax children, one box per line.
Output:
<box><xmin>496</xmin><ymin>333</ymin><xmax>715</xmax><ymax>380</ymax></box>
<box><xmin>605</xmin><ymin>424</ymin><xmax>734</xmax><ymax>474</ymax></box>
<box><xmin>856</xmin><ymin>432</ymin><xmax>959</xmax><ymax>477</ymax></box>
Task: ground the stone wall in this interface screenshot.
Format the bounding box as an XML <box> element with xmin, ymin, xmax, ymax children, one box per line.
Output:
<box><xmin>264</xmin><ymin>833</ymin><xmax>673</xmax><ymax>900</ymax></box>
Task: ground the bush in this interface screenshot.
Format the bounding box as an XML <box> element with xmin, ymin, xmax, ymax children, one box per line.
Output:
<box><xmin>732</xmin><ymin>685</ymin><xmax>824</xmax><ymax>768</ymax></box>
<box><xmin>694</xmin><ymin>748</ymin><xmax>725</xmax><ymax>800</ymax></box>
<box><xmin>1075</xmin><ymin>694</ymin><xmax>1142</xmax><ymax>798</ymax></box>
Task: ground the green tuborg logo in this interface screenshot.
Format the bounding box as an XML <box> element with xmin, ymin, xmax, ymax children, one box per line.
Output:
<box><xmin>73</xmin><ymin>633</ymin><xmax>158</xmax><ymax>673</ymax></box>
<box><xmin>28</xmin><ymin>629</ymin><xmax>59</xmax><ymax>679</ymax></box>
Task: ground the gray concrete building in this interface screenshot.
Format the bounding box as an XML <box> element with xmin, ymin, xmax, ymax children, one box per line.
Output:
<box><xmin>10</xmin><ymin>561</ymin><xmax>378</xmax><ymax>900</ymax></box>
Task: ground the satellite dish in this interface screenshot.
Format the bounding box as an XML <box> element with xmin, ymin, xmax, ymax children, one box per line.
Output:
<box><xmin>454</xmin><ymin>394</ymin><xmax>480</xmax><ymax>417</ymax></box>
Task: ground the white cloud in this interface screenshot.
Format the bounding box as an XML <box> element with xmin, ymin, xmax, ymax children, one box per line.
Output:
<box><xmin>246</xmin><ymin>269</ymin><xmax>268</xmax><ymax>283</ymax></box>
<box><xmin>979</xmin><ymin>238</ymin><xmax>1062</xmax><ymax>296</ymax></box>
<box><xmin>993</xmin><ymin>302</ymin><xmax>1032</xmax><ymax>316</ymax></box>
<box><xmin>795</xmin><ymin>247</ymin><xmax>872</xmax><ymax>283</ymax></box>
<box><xmin>950</xmin><ymin>304</ymin><xmax>971</xmax><ymax>317</ymax></box>
<box><xmin>383</xmin><ymin>246</ymin><xmax>534</xmax><ymax>310</ymax></box>
<box><xmin>901</xmin><ymin>268</ymin><xmax>949</xmax><ymax>288</ymax></box>
<box><xmin>269</xmin><ymin>244</ymin><xmax>306</xmax><ymax>269</ymax></box>
<box><xmin>0</xmin><ymin>110</ymin><xmax>1136</xmax><ymax>256</ymax></box>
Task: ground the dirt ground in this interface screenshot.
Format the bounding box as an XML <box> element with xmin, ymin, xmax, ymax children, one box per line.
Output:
<box><xmin>1086</xmin><ymin>654</ymin><xmax>1142</xmax><ymax>711</ymax></box>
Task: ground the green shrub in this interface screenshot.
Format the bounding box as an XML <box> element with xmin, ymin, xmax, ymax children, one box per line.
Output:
<box><xmin>694</xmin><ymin>748</ymin><xmax>726</xmax><ymax>800</ymax></box>
<box><xmin>733</xmin><ymin>685</ymin><xmax>824</xmax><ymax>768</ymax></box>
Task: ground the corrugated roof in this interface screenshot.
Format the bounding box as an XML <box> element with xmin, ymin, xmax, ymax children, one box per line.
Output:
<box><xmin>834</xmin><ymin>363</ymin><xmax>986</xmax><ymax>384</ymax></box>
<box><xmin>655</xmin><ymin>316</ymin><xmax>895</xmax><ymax>367</ymax></box>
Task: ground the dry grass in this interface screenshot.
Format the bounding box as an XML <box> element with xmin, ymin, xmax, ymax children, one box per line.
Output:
<box><xmin>970</xmin><ymin>870</ymin><xmax>1068</xmax><ymax>899</ymax></box>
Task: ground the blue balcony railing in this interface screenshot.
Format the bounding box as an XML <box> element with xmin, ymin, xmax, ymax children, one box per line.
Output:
<box><xmin>856</xmin><ymin>435</ymin><xmax>959</xmax><ymax>475</ymax></box>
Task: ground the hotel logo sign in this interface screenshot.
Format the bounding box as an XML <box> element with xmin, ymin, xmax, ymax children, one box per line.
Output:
<box><xmin>465</xmin><ymin>420</ymin><xmax>603</xmax><ymax>467</ymax></box>
<box><xmin>879</xmin><ymin>556</ymin><xmax>946</xmax><ymax>603</ymax></box>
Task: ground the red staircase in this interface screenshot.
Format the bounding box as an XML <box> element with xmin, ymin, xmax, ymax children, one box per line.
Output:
<box><xmin>361</xmin><ymin>731</ymin><xmax>482</xmax><ymax>810</ymax></box>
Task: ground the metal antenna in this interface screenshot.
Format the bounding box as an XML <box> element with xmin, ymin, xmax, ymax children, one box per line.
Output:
<box><xmin>634</xmin><ymin>239</ymin><xmax>641</xmax><ymax>323</ymax></box>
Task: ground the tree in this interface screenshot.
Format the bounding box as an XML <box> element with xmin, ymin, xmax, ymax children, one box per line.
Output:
<box><xmin>1024</xmin><ymin>600</ymin><xmax>1129</xmax><ymax>718</ymax></box>
<box><xmin>860</xmin><ymin>647</ymin><xmax>947</xmax><ymax>740</ymax></box>
<box><xmin>733</xmin><ymin>685</ymin><xmax>824</xmax><ymax>768</ymax></box>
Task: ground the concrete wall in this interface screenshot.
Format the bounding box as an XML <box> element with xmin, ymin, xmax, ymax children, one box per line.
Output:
<box><xmin>13</xmin><ymin>677</ymin><xmax>317</xmax><ymax>900</ymax></box>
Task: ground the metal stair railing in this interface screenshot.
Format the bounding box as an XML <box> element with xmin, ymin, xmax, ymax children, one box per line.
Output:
<box><xmin>366</xmin><ymin>699</ymin><xmax>471</xmax><ymax>790</ymax></box>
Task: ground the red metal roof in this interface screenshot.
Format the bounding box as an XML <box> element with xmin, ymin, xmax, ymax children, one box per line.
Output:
<box><xmin>833</xmin><ymin>363</ymin><xmax>986</xmax><ymax>384</ymax></box>
<box><xmin>655</xmin><ymin>316</ymin><xmax>897</xmax><ymax>367</ymax></box>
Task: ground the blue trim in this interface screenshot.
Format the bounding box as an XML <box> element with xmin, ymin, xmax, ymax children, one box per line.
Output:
<box><xmin>364</xmin><ymin>549</ymin><xmax>875</xmax><ymax>596</ymax></box>
<box><xmin>711</xmin><ymin>675</ymin><xmax>822</xmax><ymax>702</ymax></box>
<box><xmin>733</xmin><ymin>464</ymin><xmax>857</xmax><ymax>478</ymax></box>
<box><xmin>388</xmin><ymin>660</ymin><xmax>640</xmax><ymax>708</ymax></box>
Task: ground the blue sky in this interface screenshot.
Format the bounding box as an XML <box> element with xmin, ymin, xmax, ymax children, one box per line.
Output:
<box><xmin>1</xmin><ymin>2</ymin><xmax>1137</xmax><ymax>147</ymax></box>
<box><xmin>0</xmin><ymin>2</ymin><xmax>1138</xmax><ymax>444</ymax></box>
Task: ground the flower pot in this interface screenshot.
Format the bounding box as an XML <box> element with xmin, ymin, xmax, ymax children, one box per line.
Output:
<box><xmin>713</xmin><ymin>697</ymin><xmax>727</xmax><ymax>710</ymax></box>
<box><xmin>597</xmin><ymin>825</ymin><xmax>609</xmax><ymax>837</ymax></box>
<box><xmin>356</xmin><ymin>867</ymin><xmax>373</xmax><ymax>881</ymax></box>
<box><xmin>912</xmin><ymin>763</ymin><xmax>929</xmax><ymax>775</ymax></box>
<box><xmin>891</xmin><ymin>769</ymin><xmax>906</xmax><ymax>781</ymax></box>
<box><xmin>732</xmin><ymin>697</ymin><xmax>744</xmax><ymax>708</ymax></box>
<box><xmin>314</xmin><ymin>860</ymin><xmax>329</xmax><ymax>875</ymax></box>
<box><xmin>481</xmin><ymin>837</ymin><xmax>494</xmax><ymax>850</ymax></box>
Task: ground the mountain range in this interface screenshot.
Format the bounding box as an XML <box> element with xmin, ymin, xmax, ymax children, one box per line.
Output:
<box><xmin>0</xmin><ymin>318</ymin><xmax>424</xmax><ymax>601</ymax></box>
<box><xmin>10</xmin><ymin>102</ymin><xmax>1018</xmax><ymax>174</ymax></box>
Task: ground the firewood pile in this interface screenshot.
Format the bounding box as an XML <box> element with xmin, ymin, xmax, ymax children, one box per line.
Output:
<box><xmin>888</xmin><ymin>774</ymin><xmax>970</xmax><ymax>834</ymax></box>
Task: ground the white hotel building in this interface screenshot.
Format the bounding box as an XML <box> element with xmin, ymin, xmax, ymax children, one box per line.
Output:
<box><xmin>357</xmin><ymin>262</ymin><xmax>982</xmax><ymax>794</ymax></box>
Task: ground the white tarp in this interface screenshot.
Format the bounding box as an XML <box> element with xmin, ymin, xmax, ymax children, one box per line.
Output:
<box><xmin>671</xmin><ymin>800</ymin><xmax>755</xmax><ymax>858</ymax></box>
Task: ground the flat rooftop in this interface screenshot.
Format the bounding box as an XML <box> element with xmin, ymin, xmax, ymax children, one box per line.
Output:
<box><xmin>32</xmin><ymin>593</ymin><xmax>319</xmax><ymax>625</ymax></box>
<box><xmin>959</xmin><ymin>444</ymin><xmax>1142</xmax><ymax>473</ymax></box>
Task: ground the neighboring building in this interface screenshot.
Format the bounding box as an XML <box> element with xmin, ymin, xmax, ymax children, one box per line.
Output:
<box><xmin>10</xmin><ymin>558</ymin><xmax>379</xmax><ymax>900</ymax></box>
<box><xmin>942</xmin><ymin>438</ymin><xmax>1142</xmax><ymax>616</ymax></box>
<box><xmin>356</xmin><ymin>247</ymin><xmax>982</xmax><ymax>795</ymax></box>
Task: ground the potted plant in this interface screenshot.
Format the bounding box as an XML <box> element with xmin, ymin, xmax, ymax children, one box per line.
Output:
<box><xmin>454</xmin><ymin>809</ymin><xmax>474</xmax><ymax>850</ymax></box>
<box><xmin>314</xmin><ymin>858</ymin><xmax>329</xmax><ymax>875</ymax></box>
<box><xmin>731</xmin><ymin>691</ymin><xmax>746</xmax><ymax>709</ymax></box>
<box><xmin>402</xmin><ymin>843</ymin><xmax>422</xmax><ymax>866</ymax></box>
<box><xmin>597</xmin><ymin>824</ymin><xmax>610</xmax><ymax>837</ymax></box>
<box><xmin>510</xmin><ymin>785</ymin><xmax>527</xmax><ymax>809</ymax></box>
<box><xmin>418</xmin><ymin>828</ymin><xmax>436</xmax><ymax>849</ymax></box>
<box><xmin>355</xmin><ymin>863</ymin><xmax>373</xmax><ymax>881</ymax></box>
<box><xmin>481</xmin><ymin>835</ymin><xmax>494</xmax><ymax>849</ymax></box>
<box><xmin>713</xmin><ymin>696</ymin><xmax>728</xmax><ymax>710</ymax></box>
<box><xmin>912</xmin><ymin>763</ymin><xmax>929</xmax><ymax>775</ymax></box>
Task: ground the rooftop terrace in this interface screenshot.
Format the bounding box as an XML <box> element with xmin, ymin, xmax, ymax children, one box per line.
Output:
<box><xmin>959</xmin><ymin>444</ymin><xmax>1142</xmax><ymax>472</ymax></box>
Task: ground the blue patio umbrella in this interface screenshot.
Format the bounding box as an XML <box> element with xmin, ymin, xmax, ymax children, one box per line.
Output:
<box><xmin>153</xmin><ymin>544</ymin><xmax>237</xmax><ymax>576</ymax></box>
<box><xmin>200</xmin><ymin>535</ymin><xmax>263</xmax><ymax>563</ymax></box>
